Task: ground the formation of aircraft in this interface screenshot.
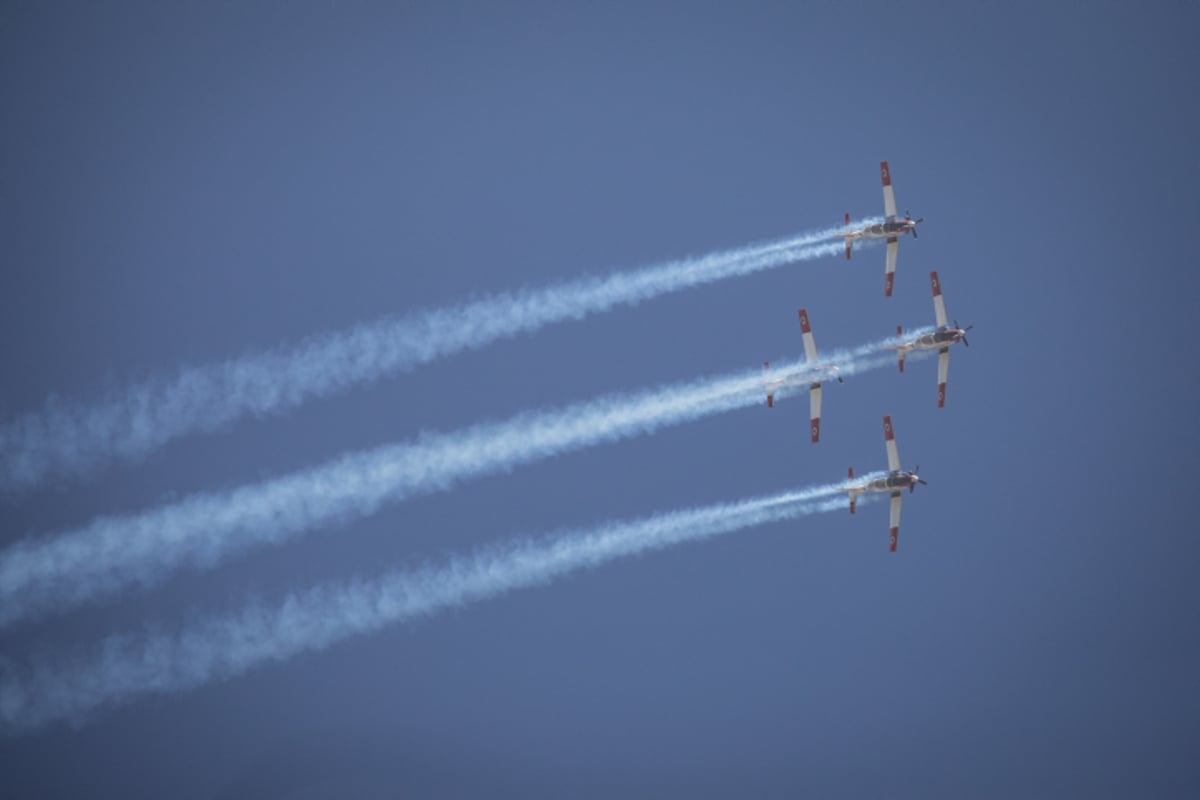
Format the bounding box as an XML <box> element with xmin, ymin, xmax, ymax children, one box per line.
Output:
<box><xmin>841</xmin><ymin>160</ymin><xmax>924</xmax><ymax>297</ymax></box>
<box><xmin>762</xmin><ymin>162</ymin><xmax>972</xmax><ymax>551</ymax></box>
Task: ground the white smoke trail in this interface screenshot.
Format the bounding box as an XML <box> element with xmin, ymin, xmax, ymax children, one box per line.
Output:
<box><xmin>0</xmin><ymin>481</ymin><xmax>881</xmax><ymax>732</ymax></box>
<box><xmin>0</xmin><ymin>331</ymin><xmax>918</xmax><ymax>631</ymax></box>
<box><xmin>1</xmin><ymin>225</ymin><xmax>872</xmax><ymax>492</ymax></box>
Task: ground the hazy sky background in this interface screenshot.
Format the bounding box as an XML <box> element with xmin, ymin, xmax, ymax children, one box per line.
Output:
<box><xmin>2</xmin><ymin>2</ymin><xmax>1198</xmax><ymax>797</ymax></box>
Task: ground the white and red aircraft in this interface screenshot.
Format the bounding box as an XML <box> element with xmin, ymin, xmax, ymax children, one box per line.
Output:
<box><xmin>842</xmin><ymin>160</ymin><xmax>924</xmax><ymax>297</ymax></box>
<box><xmin>892</xmin><ymin>270</ymin><xmax>973</xmax><ymax>408</ymax></box>
<box><xmin>763</xmin><ymin>307</ymin><xmax>843</xmax><ymax>443</ymax></box>
<box><xmin>845</xmin><ymin>415</ymin><xmax>927</xmax><ymax>552</ymax></box>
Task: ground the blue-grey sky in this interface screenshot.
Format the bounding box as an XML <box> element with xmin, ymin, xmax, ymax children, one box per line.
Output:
<box><xmin>2</xmin><ymin>1</ymin><xmax>1198</xmax><ymax>797</ymax></box>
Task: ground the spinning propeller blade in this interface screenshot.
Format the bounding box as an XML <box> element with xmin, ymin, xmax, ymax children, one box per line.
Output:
<box><xmin>902</xmin><ymin>209</ymin><xmax>921</xmax><ymax>237</ymax></box>
<box><xmin>909</xmin><ymin>465</ymin><xmax>927</xmax><ymax>493</ymax></box>
<box><xmin>955</xmin><ymin>321</ymin><xmax>974</xmax><ymax>347</ymax></box>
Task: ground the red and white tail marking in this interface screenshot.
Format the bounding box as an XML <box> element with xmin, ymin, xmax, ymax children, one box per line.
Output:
<box><xmin>810</xmin><ymin>417</ymin><xmax>821</xmax><ymax>444</ymax></box>
<box><xmin>884</xmin><ymin>270</ymin><xmax>895</xmax><ymax>298</ymax></box>
<box><xmin>937</xmin><ymin>382</ymin><xmax>947</xmax><ymax>408</ymax></box>
<box><xmin>889</xmin><ymin>527</ymin><xmax>899</xmax><ymax>552</ymax></box>
<box><xmin>763</xmin><ymin>361</ymin><xmax>774</xmax><ymax>408</ymax></box>
<box><xmin>880</xmin><ymin>161</ymin><xmax>892</xmax><ymax>187</ymax></box>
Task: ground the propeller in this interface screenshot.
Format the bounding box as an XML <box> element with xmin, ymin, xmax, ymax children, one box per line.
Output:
<box><xmin>905</xmin><ymin>209</ymin><xmax>925</xmax><ymax>238</ymax></box>
<box><xmin>909</xmin><ymin>465</ymin><xmax>928</xmax><ymax>494</ymax></box>
<box><xmin>954</xmin><ymin>320</ymin><xmax>974</xmax><ymax>347</ymax></box>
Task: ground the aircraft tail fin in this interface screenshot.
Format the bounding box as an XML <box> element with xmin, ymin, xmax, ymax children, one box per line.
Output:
<box><xmin>844</xmin><ymin>213</ymin><xmax>852</xmax><ymax>260</ymax></box>
<box><xmin>897</xmin><ymin>326</ymin><xmax>906</xmax><ymax>372</ymax></box>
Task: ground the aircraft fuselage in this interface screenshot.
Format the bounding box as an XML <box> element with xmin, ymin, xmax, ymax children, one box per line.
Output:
<box><xmin>844</xmin><ymin>219</ymin><xmax>917</xmax><ymax>241</ymax></box>
<box><xmin>853</xmin><ymin>471</ymin><xmax>920</xmax><ymax>496</ymax></box>
<box><xmin>900</xmin><ymin>326</ymin><xmax>968</xmax><ymax>353</ymax></box>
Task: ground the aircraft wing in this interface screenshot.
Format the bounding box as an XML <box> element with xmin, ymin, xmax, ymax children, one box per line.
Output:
<box><xmin>883</xmin><ymin>415</ymin><xmax>901</xmax><ymax>473</ymax></box>
<box><xmin>937</xmin><ymin>348</ymin><xmax>951</xmax><ymax>408</ymax></box>
<box><xmin>931</xmin><ymin>271</ymin><xmax>949</xmax><ymax>328</ymax></box>
<box><xmin>881</xmin><ymin>160</ymin><xmax>898</xmax><ymax>221</ymax></box>
<box><xmin>809</xmin><ymin>384</ymin><xmax>822</xmax><ymax>443</ymax></box>
<box><xmin>884</xmin><ymin>238</ymin><xmax>899</xmax><ymax>297</ymax></box>
<box><xmin>797</xmin><ymin>308</ymin><xmax>820</xmax><ymax>364</ymax></box>
<box><xmin>889</xmin><ymin>492</ymin><xmax>903</xmax><ymax>552</ymax></box>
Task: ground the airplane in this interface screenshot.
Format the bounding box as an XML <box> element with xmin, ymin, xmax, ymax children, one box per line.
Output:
<box><xmin>892</xmin><ymin>270</ymin><xmax>973</xmax><ymax>408</ymax></box>
<box><xmin>842</xmin><ymin>160</ymin><xmax>924</xmax><ymax>296</ymax></box>
<box><xmin>763</xmin><ymin>307</ymin><xmax>843</xmax><ymax>443</ymax></box>
<box><xmin>845</xmin><ymin>415</ymin><xmax>927</xmax><ymax>552</ymax></box>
